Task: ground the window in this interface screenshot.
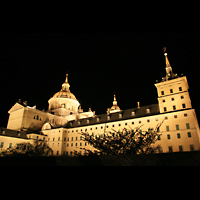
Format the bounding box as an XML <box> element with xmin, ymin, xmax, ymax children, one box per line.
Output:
<box><xmin>132</xmin><ymin>122</ymin><xmax>134</xmax><ymax>125</ymax></box>
<box><xmin>58</xmin><ymin>143</ymin><xmax>60</xmax><ymax>147</ymax></box>
<box><xmin>179</xmin><ymin>87</ymin><xmax>182</xmax><ymax>92</ymax></box>
<box><xmin>190</xmin><ymin>145</ymin><xmax>194</xmax><ymax>151</ymax></box>
<box><xmin>139</xmin><ymin>121</ymin><xmax>142</xmax><ymax>124</ymax></box>
<box><xmin>165</xmin><ymin>117</ymin><xmax>168</xmax><ymax>120</ymax></box>
<box><xmin>132</xmin><ymin>112</ymin><xmax>135</xmax><ymax>117</ymax></box>
<box><xmin>157</xmin><ymin>127</ymin><xmax>160</xmax><ymax>133</ymax></box>
<box><xmin>170</xmin><ymin>89</ymin><xmax>173</xmax><ymax>93</ymax></box>
<box><xmin>57</xmin><ymin>151</ymin><xmax>59</xmax><ymax>156</ymax></box>
<box><xmin>158</xmin><ymin>135</ymin><xmax>161</xmax><ymax>140</ymax></box>
<box><xmin>80</xmin><ymin>142</ymin><xmax>82</xmax><ymax>146</ymax></box>
<box><xmin>71</xmin><ymin>143</ymin><xmax>73</xmax><ymax>147</ymax></box>
<box><xmin>181</xmin><ymin>96</ymin><xmax>184</xmax><ymax>99</ymax></box>
<box><xmin>0</xmin><ymin>142</ymin><xmax>4</xmax><ymax>148</ymax></box>
<box><xmin>174</xmin><ymin>115</ymin><xmax>178</xmax><ymax>119</ymax></box>
<box><xmin>119</xmin><ymin>114</ymin><xmax>122</xmax><ymax>118</ymax></box>
<box><xmin>177</xmin><ymin>133</ymin><xmax>181</xmax><ymax>139</ymax></box>
<box><xmin>9</xmin><ymin>143</ymin><xmax>12</xmax><ymax>148</ymax></box>
<box><xmin>37</xmin><ymin>115</ymin><xmax>39</xmax><ymax>120</ymax></box>
<box><xmin>163</xmin><ymin>99</ymin><xmax>166</xmax><ymax>103</ymax></box>
<box><xmin>146</xmin><ymin>109</ymin><xmax>150</xmax><ymax>114</ymax></box>
<box><xmin>186</xmin><ymin>123</ymin><xmax>190</xmax><ymax>130</ymax></box>
<box><xmin>164</xmin><ymin>107</ymin><xmax>167</xmax><ymax>112</ymax></box>
<box><xmin>182</xmin><ymin>104</ymin><xmax>186</xmax><ymax>109</ymax></box>
<box><xmin>76</xmin><ymin>137</ymin><xmax>78</xmax><ymax>141</ymax></box>
<box><xmin>171</xmin><ymin>98</ymin><xmax>175</xmax><ymax>101</ymax></box>
<box><xmin>107</xmin><ymin>116</ymin><xmax>110</xmax><ymax>120</ymax></box>
<box><xmin>169</xmin><ymin>146</ymin><xmax>173</xmax><ymax>153</ymax></box>
<box><xmin>173</xmin><ymin>106</ymin><xmax>176</xmax><ymax>111</ymax></box>
<box><xmin>58</xmin><ymin>137</ymin><xmax>60</xmax><ymax>141</ymax></box>
<box><xmin>166</xmin><ymin>126</ymin><xmax>170</xmax><ymax>132</ymax></box>
<box><xmin>125</xmin><ymin>123</ymin><xmax>128</xmax><ymax>126</ymax></box>
<box><xmin>112</xmin><ymin>125</ymin><xmax>115</xmax><ymax>128</ymax></box>
<box><xmin>64</xmin><ymin>137</ymin><xmax>66</xmax><ymax>141</ymax></box>
<box><xmin>119</xmin><ymin>124</ymin><xmax>121</xmax><ymax>127</ymax></box>
<box><xmin>147</xmin><ymin>120</ymin><xmax>150</xmax><ymax>123</ymax></box>
<box><xmin>97</xmin><ymin>118</ymin><xmax>100</xmax><ymax>122</ymax></box>
<box><xmin>53</xmin><ymin>138</ymin><xmax>55</xmax><ymax>141</ymax></box>
<box><xmin>71</xmin><ymin>137</ymin><xmax>73</xmax><ymax>141</ymax></box>
<box><xmin>184</xmin><ymin>113</ymin><xmax>188</xmax><ymax>117</ymax></box>
<box><xmin>176</xmin><ymin>125</ymin><xmax>180</xmax><ymax>131</ymax></box>
<box><xmin>161</xmin><ymin>91</ymin><xmax>165</xmax><ymax>95</ymax></box>
<box><xmin>76</xmin><ymin>143</ymin><xmax>77</xmax><ymax>147</ymax></box>
<box><xmin>179</xmin><ymin>146</ymin><xmax>183</xmax><ymax>152</ymax></box>
<box><xmin>188</xmin><ymin>132</ymin><xmax>192</xmax><ymax>138</ymax></box>
<box><xmin>167</xmin><ymin>134</ymin><xmax>171</xmax><ymax>140</ymax></box>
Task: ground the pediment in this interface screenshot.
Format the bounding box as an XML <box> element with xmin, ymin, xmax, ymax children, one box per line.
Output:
<box><xmin>8</xmin><ymin>103</ymin><xmax>24</xmax><ymax>114</ymax></box>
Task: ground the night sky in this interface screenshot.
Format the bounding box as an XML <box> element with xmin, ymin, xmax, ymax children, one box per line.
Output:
<box><xmin>0</xmin><ymin>33</ymin><xmax>199</xmax><ymax>128</ymax></box>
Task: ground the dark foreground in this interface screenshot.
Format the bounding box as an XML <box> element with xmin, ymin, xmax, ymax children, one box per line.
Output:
<box><xmin>1</xmin><ymin>151</ymin><xmax>200</xmax><ymax>166</ymax></box>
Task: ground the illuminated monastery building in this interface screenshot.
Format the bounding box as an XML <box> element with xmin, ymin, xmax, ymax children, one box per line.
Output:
<box><xmin>1</xmin><ymin>51</ymin><xmax>200</xmax><ymax>156</ymax></box>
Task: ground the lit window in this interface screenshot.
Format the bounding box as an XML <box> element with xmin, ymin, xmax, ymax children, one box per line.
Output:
<box><xmin>132</xmin><ymin>112</ymin><xmax>135</xmax><ymax>117</ymax></box>
<box><xmin>119</xmin><ymin>114</ymin><xmax>122</xmax><ymax>118</ymax></box>
<box><xmin>107</xmin><ymin>116</ymin><xmax>110</xmax><ymax>120</ymax></box>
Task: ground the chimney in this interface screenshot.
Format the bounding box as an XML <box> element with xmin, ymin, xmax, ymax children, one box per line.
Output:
<box><xmin>137</xmin><ymin>102</ymin><xmax>140</xmax><ymax>109</ymax></box>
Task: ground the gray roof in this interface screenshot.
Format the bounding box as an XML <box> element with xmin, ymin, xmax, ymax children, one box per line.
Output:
<box><xmin>64</xmin><ymin>104</ymin><xmax>160</xmax><ymax>129</ymax></box>
<box><xmin>0</xmin><ymin>128</ymin><xmax>29</xmax><ymax>140</ymax></box>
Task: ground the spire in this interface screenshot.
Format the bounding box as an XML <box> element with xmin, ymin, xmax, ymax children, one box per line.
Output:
<box><xmin>62</xmin><ymin>72</ymin><xmax>70</xmax><ymax>91</ymax></box>
<box><xmin>164</xmin><ymin>52</ymin><xmax>173</xmax><ymax>81</ymax></box>
<box><xmin>162</xmin><ymin>47</ymin><xmax>178</xmax><ymax>82</ymax></box>
<box><xmin>113</xmin><ymin>93</ymin><xmax>118</xmax><ymax>106</ymax></box>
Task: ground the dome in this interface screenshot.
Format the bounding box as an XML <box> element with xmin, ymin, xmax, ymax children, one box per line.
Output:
<box><xmin>111</xmin><ymin>105</ymin><xmax>121</xmax><ymax>111</ymax></box>
<box><xmin>53</xmin><ymin>90</ymin><xmax>78</xmax><ymax>101</ymax></box>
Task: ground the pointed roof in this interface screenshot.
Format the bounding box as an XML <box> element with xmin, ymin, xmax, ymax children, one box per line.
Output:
<box><xmin>161</xmin><ymin>48</ymin><xmax>178</xmax><ymax>82</ymax></box>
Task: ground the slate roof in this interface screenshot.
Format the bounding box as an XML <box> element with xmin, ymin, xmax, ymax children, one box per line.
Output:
<box><xmin>64</xmin><ymin>104</ymin><xmax>160</xmax><ymax>129</ymax></box>
<box><xmin>0</xmin><ymin>128</ymin><xmax>29</xmax><ymax>140</ymax></box>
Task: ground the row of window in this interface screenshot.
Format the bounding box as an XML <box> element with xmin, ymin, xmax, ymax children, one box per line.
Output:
<box><xmin>162</xmin><ymin>95</ymin><xmax>185</xmax><ymax>103</ymax></box>
<box><xmin>164</xmin><ymin>104</ymin><xmax>186</xmax><ymax>112</ymax></box>
<box><xmin>33</xmin><ymin>115</ymin><xmax>42</xmax><ymax>121</ymax></box>
<box><xmin>161</xmin><ymin>87</ymin><xmax>183</xmax><ymax>96</ymax></box>
<box><xmin>49</xmin><ymin>142</ymin><xmax>88</xmax><ymax>148</ymax></box>
<box><xmin>158</xmin><ymin>132</ymin><xmax>192</xmax><ymax>141</ymax></box>
<box><xmin>168</xmin><ymin>145</ymin><xmax>195</xmax><ymax>153</ymax></box>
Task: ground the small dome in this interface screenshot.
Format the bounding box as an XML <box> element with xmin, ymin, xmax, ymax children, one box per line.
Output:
<box><xmin>111</xmin><ymin>105</ymin><xmax>121</xmax><ymax>111</ymax></box>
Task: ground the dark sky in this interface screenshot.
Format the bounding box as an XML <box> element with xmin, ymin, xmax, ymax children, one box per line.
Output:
<box><xmin>0</xmin><ymin>33</ymin><xmax>199</xmax><ymax>128</ymax></box>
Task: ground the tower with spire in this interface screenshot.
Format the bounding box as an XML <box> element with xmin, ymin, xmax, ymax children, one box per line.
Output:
<box><xmin>155</xmin><ymin>48</ymin><xmax>192</xmax><ymax>113</ymax></box>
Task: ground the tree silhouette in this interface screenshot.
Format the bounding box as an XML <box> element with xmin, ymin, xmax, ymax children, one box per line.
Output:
<box><xmin>76</xmin><ymin>121</ymin><xmax>164</xmax><ymax>156</ymax></box>
<box><xmin>0</xmin><ymin>140</ymin><xmax>53</xmax><ymax>157</ymax></box>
